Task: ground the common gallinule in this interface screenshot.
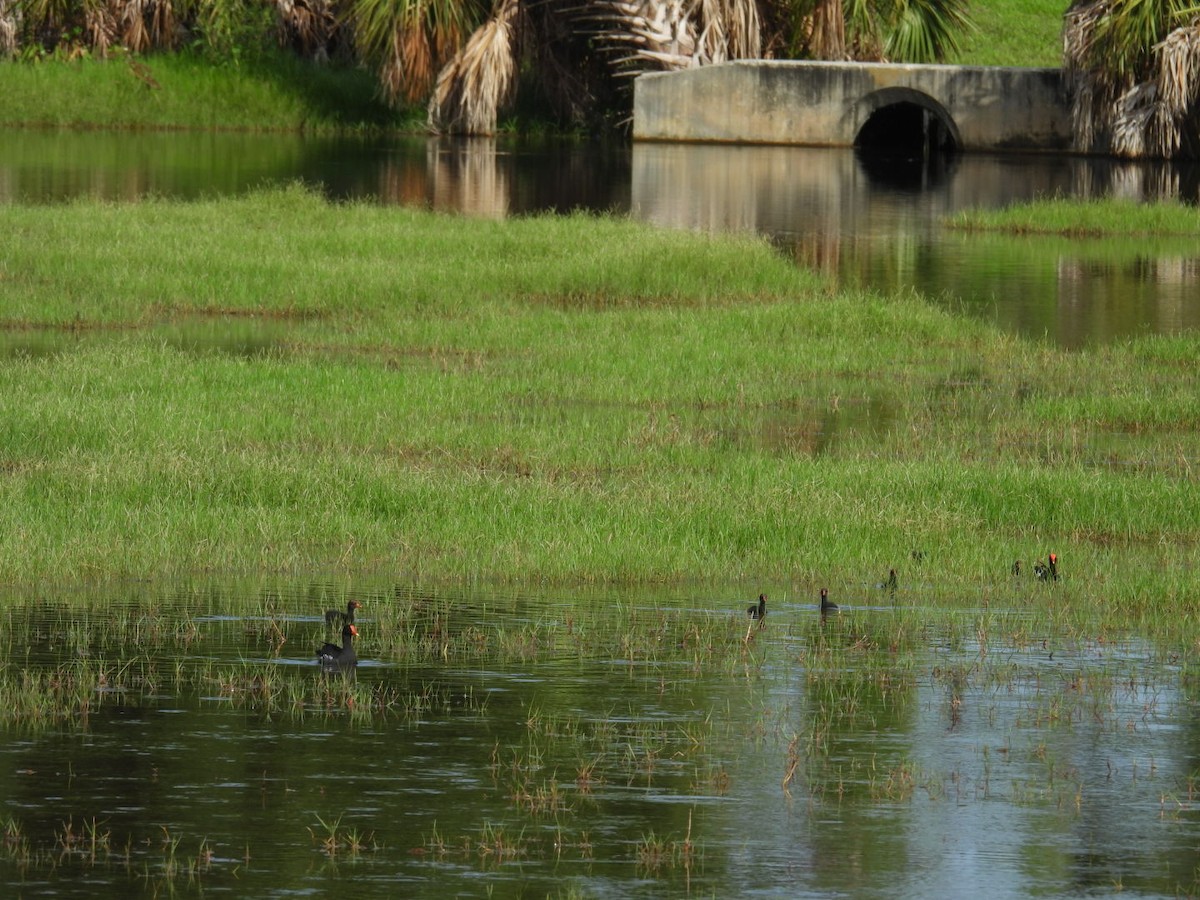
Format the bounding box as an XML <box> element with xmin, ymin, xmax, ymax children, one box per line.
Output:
<box><xmin>317</xmin><ymin>623</ymin><xmax>358</xmax><ymax>668</ymax></box>
<box><xmin>820</xmin><ymin>588</ymin><xmax>838</xmax><ymax>614</ymax></box>
<box><xmin>747</xmin><ymin>594</ymin><xmax>767</xmax><ymax>619</ymax></box>
<box><xmin>325</xmin><ymin>599</ymin><xmax>362</xmax><ymax>627</ymax></box>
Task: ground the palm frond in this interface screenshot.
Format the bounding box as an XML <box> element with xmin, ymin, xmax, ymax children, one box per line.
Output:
<box><xmin>275</xmin><ymin>0</ymin><xmax>339</xmax><ymax>58</ymax></box>
<box><xmin>698</xmin><ymin>0</ymin><xmax>760</xmax><ymax>60</ymax></box>
<box><xmin>0</xmin><ymin>0</ymin><xmax>20</xmax><ymax>56</ymax></box>
<box><xmin>884</xmin><ymin>0</ymin><xmax>973</xmax><ymax>63</ymax></box>
<box><xmin>345</xmin><ymin>0</ymin><xmax>485</xmax><ymax>106</ymax></box>
<box><xmin>118</xmin><ymin>0</ymin><xmax>151</xmax><ymax>52</ymax></box>
<box><xmin>1110</xmin><ymin>79</ymin><xmax>1157</xmax><ymax>155</ymax></box>
<box><xmin>427</xmin><ymin>0</ymin><xmax>520</xmax><ymax>134</ymax></box>
<box><xmin>1155</xmin><ymin>20</ymin><xmax>1200</xmax><ymax>114</ymax></box>
<box><xmin>1065</xmin><ymin>1</ymin><xmax>1200</xmax><ymax>157</ymax></box>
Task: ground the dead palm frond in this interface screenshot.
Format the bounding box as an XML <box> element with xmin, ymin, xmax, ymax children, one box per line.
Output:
<box><xmin>150</xmin><ymin>0</ymin><xmax>182</xmax><ymax>47</ymax></box>
<box><xmin>588</xmin><ymin>0</ymin><xmax>699</xmax><ymax>72</ymax></box>
<box><xmin>1111</xmin><ymin>79</ymin><xmax>1157</xmax><ymax>156</ymax></box>
<box><xmin>117</xmin><ymin>0</ymin><xmax>151</xmax><ymax>52</ymax></box>
<box><xmin>1064</xmin><ymin>0</ymin><xmax>1200</xmax><ymax>158</ymax></box>
<box><xmin>1156</xmin><ymin>21</ymin><xmax>1200</xmax><ymax>116</ymax></box>
<box><xmin>427</xmin><ymin>0</ymin><xmax>520</xmax><ymax>133</ymax></box>
<box><xmin>698</xmin><ymin>0</ymin><xmax>761</xmax><ymax>61</ymax></box>
<box><xmin>584</xmin><ymin>0</ymin><xmax>761</xmax><ymax>75</ymax></box>
<box><xmin>22</xmin><ymin>0</ymin><xmax>106</xmax><ymax>49</ymax></box>
<box><xmin>344</xmin><ymin>0</ymin><xmax>484</xmax><ymax>106</ymax></box>
<box><xmin>0</xmin><ymin>0</ymin><xmax>19</xmax><ymax>57</ymax></box>
<box><xmin>275</xmin><ymin>0</ymin><xmax>338</xmax><ymax>58</ymax></box>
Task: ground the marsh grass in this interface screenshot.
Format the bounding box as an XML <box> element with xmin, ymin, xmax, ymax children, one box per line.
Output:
<box><xmin>1</xmin><ymin>188</ymin><xmax>1198</xmax><ymax>635</ymax></box>
<box><xmin>1</xmin><ymin>578</ymin><xmax>1196</xmax><ymax>892</ymax></box>
<box><xmin>309</xmin><ymin>815</ymin><xmax>377</xmax><ymax>857</ymax></box>
<box><xmin>947</xmin><ymin>197</ymin><xmax>1200</xmax><ymax>236</ymax></box>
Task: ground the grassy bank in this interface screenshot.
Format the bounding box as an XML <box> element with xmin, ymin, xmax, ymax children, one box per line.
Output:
<box><xmin>0</xmin><ymin>187</ymin><xmax>1197</xmax><ymax>617</ymax></box>
<box><xmin>949</xmin><ymin>197</ymin><xmax>1200</xmax><ymax>236</ymax></box>
<box><xmin>949</xmin><ymin>0</ymin><xmax>1064</xmax><ymax>67</ymax></box>
<box><xmin>0</xmin><ymin>3</ymin><xmax>1067</xmax><ymax>133</ymax></box>
<box><xmin>0</xmin><ymin>51</ymin><xmax>412</xmax><ymax>131</ymax></box>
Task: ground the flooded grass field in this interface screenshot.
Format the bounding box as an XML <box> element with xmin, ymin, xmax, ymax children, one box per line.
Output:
<box><xmin>1</xmin><ymin>146</ymin><xmax>1198</xmax><ymax>897</ymax></box>
<box><xmin>2</xmin><ymin>577</ymin><xmax>1197</xmax><ymax>898</ymax></box>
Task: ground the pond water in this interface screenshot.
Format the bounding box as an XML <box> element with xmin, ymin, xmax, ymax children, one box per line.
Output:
<box><xmin>2</xmin><ymin>130</ymin><xmax>1199</xmax><ymax>348</ymax></box>
<box><xmin>1</xmin><ymin>579</ymin><xmax>1197</xmax><ymax>898</ymax></box>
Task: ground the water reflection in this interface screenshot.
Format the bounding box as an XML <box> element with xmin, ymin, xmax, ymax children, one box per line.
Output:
<box><xmin>2</xmin><ymin>129</ymin><xmax>1199</xmax><ymax>347</ymax></box>
<box><xmin>0</xmin><ymin>579</ymin><xmax>1198</xmax><ymax>898</ymax></box>
<box><xmin>0</xmin><ymin>130</ymin><xmax>631</xmax><ymax>216</ymax></box>
<box><xmin>630</xmin><ymin>142</ymin><xmax>1200</xmax><ymax>348</ymax></box>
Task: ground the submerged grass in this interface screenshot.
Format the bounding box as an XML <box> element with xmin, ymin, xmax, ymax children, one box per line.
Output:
<box><xmin>0</xmin><ymin>187</ymin><xmax>1198</xmax><ymax>623</ymax></box>
<box><xmin>1</xmin><ymin>576</ymin><xmax>1197</xmax><ymax>894</ymax></box>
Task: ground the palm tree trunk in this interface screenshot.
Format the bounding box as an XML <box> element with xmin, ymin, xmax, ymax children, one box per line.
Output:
<box><xmin>810</xmin><ymin>0</ymin><xmax>846</xmax><ymax>60</ymax></box>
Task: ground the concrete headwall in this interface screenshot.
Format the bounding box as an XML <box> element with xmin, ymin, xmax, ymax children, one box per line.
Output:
<box><xmin>632</xmin><ymin>61</ymin><xmax>1075</xmax><ymax>153</ymax></box>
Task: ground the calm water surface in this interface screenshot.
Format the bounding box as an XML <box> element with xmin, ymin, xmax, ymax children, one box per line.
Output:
<box><xmin>1</xmin><ymin>578</ymin><xmax>1197</xmax><ymax>898</ymax></box>
<box><xmin>2</xmin><ymin>129</ymin><xmax>1198</xmax><ymax>347</ymax></box>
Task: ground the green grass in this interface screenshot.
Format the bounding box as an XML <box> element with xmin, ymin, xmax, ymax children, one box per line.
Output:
<box><xmin>947</xmin><ymin>196</ymin><xmax>1200</xmax><ymax>236</ymax></box>
<box><xmin>1</xmin><ymin>186</ymin><xmax>1198</xmax><ymax>619</ymax></box>
<box><xmin>0</xmin><ymin>50</ymin><xmax>416</xmax><ymax>132</ymax></box>
<box><xmin>949</xmin><ymin>0</ymin><xmax>1066</xmax><ymax>67</ymax></box>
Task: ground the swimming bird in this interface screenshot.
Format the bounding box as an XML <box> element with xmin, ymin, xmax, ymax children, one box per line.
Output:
<box><xmin>325</xmin><ymin>599</ymin><xmax>362</xmax><ymax>628</ymax></box>
<box><xmin>1047</xmin><ymin>552</ymin><xmax>1058</xmax><ymax>581</ymax></box>
<box><xmin>883</xmin><ymin>568</ymin><xmax>898</xmax><ymax>598</ymax></box>
<box><xmin>1034</xmin><ymin>560</ymin><xmax>1049</xmax><ymax>581</ymax></box>
<box><xmin>317</xmin><ymin>623</ymin><xmax>358</xmax><ymax>669</ymax></box>
<box><xmin>748</xmin><ymin>594</ymin><xmax>767</xmax><ymax>619</ymax></box>
<box><xmin>820</xmin><ymin>588</ymin><xmax>838</xmax><ymax>614</ymax></box>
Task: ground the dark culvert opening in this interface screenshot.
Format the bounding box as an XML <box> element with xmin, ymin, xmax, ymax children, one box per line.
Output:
<box><xmin>855</xmin><ymin>102</ymin><xmax>957</xmax><ymax>156</ymax></box>
<box><xmin>855</xmin><ymin>102</ymin><xmax>958</xmax><ymax>188</ymax></box>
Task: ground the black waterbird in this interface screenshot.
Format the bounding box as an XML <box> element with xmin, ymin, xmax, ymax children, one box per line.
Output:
<box><xmin>820</xmin><ymin>588</ymin><xmax>838</xmax><ymax>614</ymax></box>
<box><xmin>883</xmin><ymin>568</ymin><xmax>898</xmax><ymax>598</ymax></box>
<box><xmin>325</xmin><ymin>599</ymin><xmax>362</xmax><ymax>627</ymax></box>
<box><xmin>317</xmin><ymin>623</ymin><xmax>358</xmax><ymax>669</ymax></box>
<box><xmin>748</xmin><ymin>594</ymin><xmax>767</xmax><ymax>619</ymax></box>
